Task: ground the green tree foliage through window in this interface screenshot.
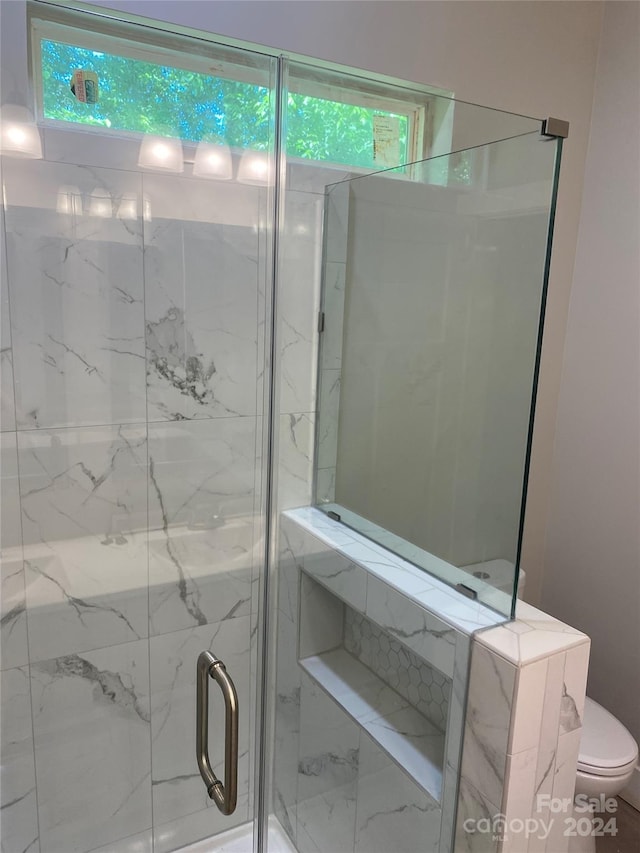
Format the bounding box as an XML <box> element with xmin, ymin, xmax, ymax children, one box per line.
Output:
<box><xmin>40</xmin><ymin>38</ymin><xmax>409</xmax><ymax>168</ymax></box>
<box><xmin>41</xmin><ymin>39</ymin><xmax>271</xmax><ymax>149</ymax></box>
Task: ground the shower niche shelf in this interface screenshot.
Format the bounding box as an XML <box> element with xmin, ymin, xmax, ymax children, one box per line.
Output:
<box><xmin>298</xmin><ymin>571</ymin><xmax>446</xmax><ymax>803</ymax></box>
<box><xmin>299</xmin><ymin>647</ymin><xmax>444</xmax><ymax>802</ymax></box>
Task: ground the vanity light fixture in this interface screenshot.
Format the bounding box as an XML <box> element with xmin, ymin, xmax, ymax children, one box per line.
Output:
<box><xmin>193</xmin><ymin>141</ymin><xmax>233</xmax><ymax>180</ymax></box>
<box><xmin>117</xmin><ymin>194</ymin><xmax>138</xmax><ymax>220</ymax></box>
<box><xmin>89</xmin><ymin>188</ymin><xmax>113</xmax><ymax>218</ymax></box>
<box><xmin>138</xmin><ymin>134</ymin><xmax>184</xmax><ymax>172</ymax></box>
<box><xmin>56</xmin><ymin>185</ymin><xmax>83</xmax><ymax>216</ymax></box>
<box><xmin>237</xmin><ymin>150</ymin><xmax>270</xmax><ymax>185</ymax></box>
<box><xmin>0</xmin><ymin>104</ymin><xmax>43</xmax><ymax>159</ymax></box>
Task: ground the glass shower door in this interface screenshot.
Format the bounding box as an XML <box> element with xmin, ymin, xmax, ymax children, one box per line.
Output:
<box><xmin>0</xmin><ymin>6</ymin><xmax>277</xmax><ymax>852</ymax></box>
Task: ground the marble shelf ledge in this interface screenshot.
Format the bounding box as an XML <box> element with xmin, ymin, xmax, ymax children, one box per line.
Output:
<box><xmin>285</xmin><ymin>506</ymin><xmax>502</xmax><ymax>636</ymax></box>
<box><xmin>319</xmin><ymin>502</ymin><xmax>519</xmax><ymax>615</ymax></box>
<box><xmin>475</xmin><ymin>598</ymin><xmax>590</xmax><ymax>666</ymax></box>
<box><xmin>300</xmin><ymin>647</ymin><xmax>444</xmax><ymax>803</ymax></box>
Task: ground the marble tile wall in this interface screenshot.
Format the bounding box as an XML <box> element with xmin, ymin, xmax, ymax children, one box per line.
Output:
<box><xmin>272</xmin><ymin>513</ymin><xmax>469</xmax><ymax>853</ymax></box>
<box><xmin>343</xmin><ymin>608</ymin><xmax>451</xmax><ymax>732</ymax></box>
<box><xmin>0</xmin><ymin>149</ymin><xmax>271</xmax><ymax>853</ymax></box>
<box><xmin>276</xmin><ymin>512</ymin><xmax>591</xmax><ymax>853</ymax></box>
<box><xmin>314</xmin><ymin>181</ymin><xmax>348</xmax><ymax>506</ymax></box>
<box><xmin>276</xmin><ymin>166</ymin><xmax>349</xmax><ymax>514</ymax></box>
<box><xmin>454</xmin><ymin>605</ymin><xmax>590</xmax><ymax>853</ymax></box>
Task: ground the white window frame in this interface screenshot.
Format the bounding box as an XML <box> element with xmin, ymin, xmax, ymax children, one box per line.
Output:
<box><xmin>30</xmin><ymin>6</ymin><xmax>448</xmax><ymax>170</ymax></box>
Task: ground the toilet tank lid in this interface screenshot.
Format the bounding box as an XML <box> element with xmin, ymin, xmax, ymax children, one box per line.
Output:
<box><xmin>579</xmin><ymin>698</ymin><xmax>639</xmax><ymax>770</ymax></box>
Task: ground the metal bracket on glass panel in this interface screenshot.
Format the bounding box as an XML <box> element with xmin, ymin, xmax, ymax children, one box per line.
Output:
<box><xmin>541</xmin><ymin>117</ymin><xmax>570</xmax><ymax>139</ymax></box>
<box><xmin>196</xmin><ymin>651</ymin><xmax>239</xmax><ymax>815</ymax></box>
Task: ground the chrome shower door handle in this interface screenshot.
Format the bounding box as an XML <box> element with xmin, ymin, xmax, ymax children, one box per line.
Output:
<box><xmin>196</xmin><ymin>650</ymin><xmax>239</xmax><ymax>815</ymax></box>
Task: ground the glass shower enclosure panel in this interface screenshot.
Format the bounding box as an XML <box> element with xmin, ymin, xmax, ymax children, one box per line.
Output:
<box><xmin>0</xmin><ymin>5</ymin><xmax>277</xmax><ymax>852</ymax></box>
<box><xmin>266</xmin><ymin>131</ymin><xmax>561</xmax><ymax>853</ymax></box>
<box><xmin>315</xmin><ymin>131</ymin><xmax>561</xmax><ymax>617</ymax></box>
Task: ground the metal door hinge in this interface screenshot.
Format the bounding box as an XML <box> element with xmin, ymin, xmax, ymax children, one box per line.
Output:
<box><xmin>541</xmin><ymin>117</ymin><xmax>569</xmax><ymax>139</ymax></box>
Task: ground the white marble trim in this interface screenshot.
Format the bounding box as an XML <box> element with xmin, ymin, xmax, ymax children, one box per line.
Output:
<box><xmin>285</xmin><ymin>507</ymin><xmax>501</xmax><ymax>636</ymax></box>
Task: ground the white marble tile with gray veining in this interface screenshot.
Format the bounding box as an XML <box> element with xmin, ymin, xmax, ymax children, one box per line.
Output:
<box><xmin>297</xmin><ymin>671</ymin><xmax>360</xmax><ymax>803</ymax></box>
<box><xmin>363</xmin><ymin>705</ymin><xmax>444</xmax><ymax>801</ymax></box>
<box><xmin>544</xmin><ymin>729</ymin><xmax>583</xmax><ymax>853</ymax></box>
<box><xmin>303</xmin><ymin>548</ymin><xmax>367</xmax><ymax>614</ymax></box>
<box><xmin>18</xmin><ymin>426</ymin><xmax>148</xmax><ymax>661</ymax></box>
<box><xmin>477</xmin><ymin>600</ymin><xmax>588</xmax><ymax>665</ymax></box>
<box><xmin>279</xmin><ymin>413</ymin><xmax>315</xmax><ymax>511</ymax></box>
<box><xmin>299</xmin><ymin>572</ymin><xmax>344</xmax><ymax>659</ymax></box>
<box><xmin>1</xmin><ymin>190</ymin><xmax>16</xmax><ymax>433</ymax></box>
<box><xmin>344</xmin><ymin>608</ymin><xmax>450</xmax><ymax>731</ymax></box>
<box><xmin>315</xmin><ymin>466</ymin><xmax>336</xmax><ymax>505</ymax></box>
<box><xmin>560</xmin><ymin>642</ymin><xmax>589</xmax><ymax>735</ymax></box>
<box><xmin>438</xmin><ymin>761</ymin><xmax>459</xmax><ymax>853</ymax></box>
<box><xmin>323</xmin><ymin>182</ymin><xmax>350</xmax><ymax>263</ymax></box>
<box><xmin>539</xmin><ymin>651</ymin><xmax>566</xmax><ymax>755</ymax></box>
<box><xmin>296</xmin><ymin>783</ymin><xmax>357</xmax><ymax>853</ymax></box>
<box><xmin>4</xmin><ymin>159</ymin><xmax>146</xmax><ymax>429</ymax></box>
<box><xmin>284</xmin><ymin>507</ymin><xmax>359</xmax><ymax>548</ymax></box>
<box><xmin>300</xmin><ymin>649</ymin><xmax>408</xmax><ymax>725</ymax></box>
<box><xmin>316</xmin><ymin>369</ymin><xmax>340</xmax><ymax>471</ymax></box>
<box><xmin>366</xmin><ymin>578</ymin><xmax>457</xmax><ymax>678</ymax></box>
<box><xmin>460</xmin><ymin>644</ymin><xmax>516</xmax><ymax>808</ymax></box>
<box><xmin>0</xmin><ymin>548</ymin><xmax>28</xmax><ymax>672</ymax></box>
<box><xmin>274</xmin><ymin>610</ymin><xmax>301</xmax><ymax>846</ymax></box>
<box><xmin>149</xmin><ymin>618</ymin><xmax>252</xmax><ymax>832</ymax></box>
<box><xmin>454</xmin><ymin>777</ymin><xmax>500</xmax><ymax>853</ymax></box>
<box><xmin>1</xmin><ymin>432</ymin><xmax>28</xmax><ymax>670</ymax></box>
<box><xmin>1</xmin><ymin>666</ymin><xmax>40</xmax><ymax>853</ymax></box>
<box><xmin>355</xmin><ymin>731</ymin><xmax>441</xmax><ymax>853</ymax></box>
<box><xmin>446</xmin><ymin>633</ymin><xmax>471</xmax><ymax>773</ymax></box>
<box><xmin>279</xmin><ymin>191</ymin><xmax>323</xmax><ymax>415</ymax></box>
<box><xmin>284</xmin><ymin>507</ymin><xmax>500</xmax><ymax>635</ymax></box>
<box><xmin>30</xmin><ymin>640</ymin><xmax>151</xmax><ymax>853</ymax></box>
<box><xmin>508</xmin><ymin>657</ymin><xmax>548</xmax><ymax>754</ymax></box>
<box><xmin>501</xmin><ymin>748</ymin><xmax>539</xmax><ymax>853</ymax></box>
<box><xmin>277</xmin><ymin>515</ymin><xmax>307</xmax><ymax>622</ymax></box>
<box><xmin>320</xmin><ymin>262</ymin><xmax>346</xmax><ymax>371</ymax></box>
<box><xmin>143</xmin><ymin>177</ymin><xmax>260</xmax><ymax>421</ymax></box>
<box><xmin>148</xmin><ymin>418</ymin><xmax>257</xmax><ymax>635</ymax></box>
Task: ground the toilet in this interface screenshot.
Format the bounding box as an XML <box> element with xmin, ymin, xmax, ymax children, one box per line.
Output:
<box><xmin>569</xmin><ymin>697</ymin><xmax>638</xmax><ymax>853</ymax></box>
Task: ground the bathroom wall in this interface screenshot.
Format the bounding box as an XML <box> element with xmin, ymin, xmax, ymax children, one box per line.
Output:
<box><xmin>79</xmin><ymin>0</ymin><xmax>607</xmax><ymax>606</ymax></box>
<box><xmin>542</xmin><ymin>0</ymin><xmax>640</xmax><ymax>758</ymax></box>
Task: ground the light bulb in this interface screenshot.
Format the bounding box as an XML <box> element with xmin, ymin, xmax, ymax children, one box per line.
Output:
<box><xmin>138</xmin><ymin>135</ymin><xmax>184</xmax><ymax>173</ymax></box>
<box><xmin>0</xmin><ymin>104</ymin><xmax>43</xmax><ymax>159</ymax></box>
<box><xmin>193</xmin><ymin>141</ymin><xmax>233</xmax><ymax>180</ymax></box>
<box><xmin>57</xmin><ymin>185</ymin><xmax>83</xmax><ymax>216</ymax></box>
<box><xmin>89</xmin><ymin>188</ymin><xmax>112</xmax><ymax>218</ymax></box>
<box><xmin>237</xmin><ymin>150</ymin><xmax>271</xmax><ymax>185</ymax></box>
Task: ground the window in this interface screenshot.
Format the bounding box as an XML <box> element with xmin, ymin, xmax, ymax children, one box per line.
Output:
<box><xmin>39</xmin><ymin>36</ymin><xmax>273</xmax><ymax>150</ymax></box>
<box><xmin>32</xmin><ymin>13</ymin><xmax>430</xmax><ymax>171</ymax></box>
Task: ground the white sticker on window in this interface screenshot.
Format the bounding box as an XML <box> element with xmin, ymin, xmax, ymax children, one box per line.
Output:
<box><xmin>70</xmin><ymin>70</ymin><xmax>99</xmax><ymax>104</ymax></box>
<box><xmin>373</xmin><ymin>115</ymin><xmax>400</xmax><ymax>167</ymax></box>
